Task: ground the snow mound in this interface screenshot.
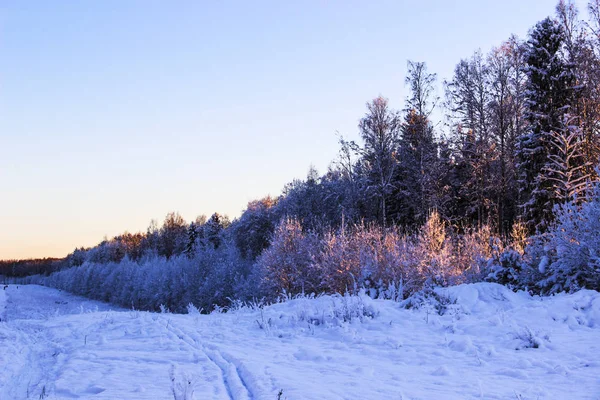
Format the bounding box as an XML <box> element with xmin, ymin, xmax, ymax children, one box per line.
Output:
<box><xmin>548</xmin><ymin>289</ymin><xmax>600</xmax><ymax>329</ymax></box>
<box><xmin>249</xmin><ymin>292</ymin><xmax>379</xmax><ymax>329</ymax></box>
<box><xmin>439</xmin><ymin>282</ymin><xmax>522</xmax><ymax>314</ymax></box>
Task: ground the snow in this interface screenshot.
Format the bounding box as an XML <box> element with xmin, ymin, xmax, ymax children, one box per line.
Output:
<box><xmin>0</xmin><ymin>287</ymin><xmax>6</xmax><ymax>322</ymax></box>
<box><xmin>1</xmin><ymin>283</ymin><xmax>599</xmax><ymax>399</ymax></box>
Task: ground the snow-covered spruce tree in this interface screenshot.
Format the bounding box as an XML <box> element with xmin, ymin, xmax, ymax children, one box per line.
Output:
<box><xmin>557</xmin><ymin>0</ymin><xmax>600</xmax><ymax>182</ymax></box>
<box><xmin>203</xmin><ymin>213</ymin><xmax>230</xmax><ymax>250</ymax></box>
<box><xmin>485</xmin><ymin>220</ymin><xmax>542</xmax><ymax>292</ymax></box>
<box><xmin>393</xmin><ymin>109</ymin><xmax>438</xmax><ymax>226</ymax></box>
<box><xmin>545</xmin><ymin>114</ymin><xmax>592</xmax><ymax>203</ymax></box>
<box><xmin>537</xmin><ymin>176</ymin><xmax>600</xmax><ymax>294</ymax></box>
<box><xmin>486</xmin><ymin>249</ymin><xmax>524</xmax><ymax>289</ymax></box>
<box><xmin>185</xmin><ymin>222</ymin><xmax>199</xmax><ymax>258</ymax></box>
<box><xmin>516</xmin><ymin>17</ymin><xmax>576</xmax><ymax>233</ymax></box>
<box><xmin>390</xmin><ymin>61</ymin><xmax>440</xmax><ymax>227</ymax></box>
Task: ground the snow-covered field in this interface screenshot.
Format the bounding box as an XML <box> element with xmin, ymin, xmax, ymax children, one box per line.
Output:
<box><xmin>0</xmin><ymin>284</ymin><xmax>599</xmax><ymax>400</ymax></box>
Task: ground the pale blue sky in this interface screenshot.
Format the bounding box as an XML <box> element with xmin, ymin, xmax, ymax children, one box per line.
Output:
<box><xmin>0</xmin><ymin>0</ymin><xmax>587</xmax><ymax>259</ymax></box>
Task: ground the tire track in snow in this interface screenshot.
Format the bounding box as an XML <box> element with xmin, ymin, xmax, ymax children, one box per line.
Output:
<box><xmin>203</xmin><ymin>348</ymin><xmax>252</xmax><ymax>400</ymax></box>
<box><xmin>163</xmin><ymin>320</ymin><xmax>255</xmax><ymax>400</ymax></box>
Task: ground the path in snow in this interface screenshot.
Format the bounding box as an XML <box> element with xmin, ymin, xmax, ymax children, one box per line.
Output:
<box><xmin>0</xmin><ymin>285</ymin><xmax>236</xmax><ymax>399</ymax></box>
<box><xmin>1</xmin><ymin>284</ymin><xmax>600</xmax><ymax>399</ymax></box>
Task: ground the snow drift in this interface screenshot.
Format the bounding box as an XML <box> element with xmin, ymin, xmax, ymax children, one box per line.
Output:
<box><xmin>0</xmin><ymin>283</ymin><xmax>599</xmax><ymax>399</ymax></box>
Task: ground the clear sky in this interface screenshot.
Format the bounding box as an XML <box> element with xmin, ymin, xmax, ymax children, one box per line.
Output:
<box><xmin>0</xmin><ymin>0</ymin><xmax>589</xmax><ymax>259</ymax></box>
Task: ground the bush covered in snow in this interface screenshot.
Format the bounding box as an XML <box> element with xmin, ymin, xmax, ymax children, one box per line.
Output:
<box><xmin>254</xmin><ymin>219</ymin><xmax>322</xmax><ymax>298</ymax></box>
<box><xmin>486</xmin><ymin>249</ymin><xmax>525</xmax><ymax>290</ymax></box>
<box><xmin>24</xmin><ymin>241</ymin><xmax>249</xmax><ymax>313</ymax></box>
<box><xmin>535</xmin><ymin>180</ymin><xmax>600</xmax><ymax>294</ymax></box>
<box><xmin>488</xmin><ymin>179</ymin><xmax>600</xmax><ymax>295</ymax></box>
<box><xmin>255</xmin><ymin>211</ymin><xmax>496</xmax><ymax>302</ymax></box>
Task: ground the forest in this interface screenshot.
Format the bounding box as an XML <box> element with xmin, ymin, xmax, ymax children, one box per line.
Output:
<box><xmin>3</xmin><ymin>0</ymin><xmax>600</xmax><ymax>312</ymax></box>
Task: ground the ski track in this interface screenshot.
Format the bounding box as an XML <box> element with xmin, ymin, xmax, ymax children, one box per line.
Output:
<box><xmin>164</xmin><ymin>318</ymin><xmax>264</xmax><ymax>400</ymax></box>
<box><xmin>163</xmin><ymin>320</ymin><xmax>255</xmax><ymax>400</ymax></box>
<box><xmin>1</xmin><ymin>284</ymin><xmax>600</xmax><ymax>399</ymax></box>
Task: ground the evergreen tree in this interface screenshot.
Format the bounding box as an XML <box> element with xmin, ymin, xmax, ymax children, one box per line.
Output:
<box><xmin>537</xmin><ymin>173</ymin><xmax>600</xmax><ymax>294</ymax></box>
<box><xmin>559</xmin><ymin>0</ymin><xmax>600</xmax><ymax>179</ymax></box>
<box><xmin>392</xmin><ymin>109</ymin><xmax>437</xmax><ymax>226</ymax></box>
<box><xmin>517</xmin><ymin>17</ymin><xmax>576</xmax><ymax>233</ymax></box>
<box><xmin>545</xmin><ymin>114</ymin><xmax>592</xmax><ymax>202</ymax></box>
<box><xmin>204</xmin><ymin>213</ymin><xmax>229</xmax><ymax>249</ymax></box>
<box><xmin>185</xmin><ymin>223</ymin><xmax>199</xmax><ymax>258</ymax></box>
<box><xmin>390</xmin><ymin>61</ymin><xmax>440</xmax><ymax>227</ymax></box>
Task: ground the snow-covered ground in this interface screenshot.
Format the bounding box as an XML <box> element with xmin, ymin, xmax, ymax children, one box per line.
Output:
<box><xmin>0</xmin><ymin>284</ymin><xmax>599</xmax><ymax>400</ymax></box>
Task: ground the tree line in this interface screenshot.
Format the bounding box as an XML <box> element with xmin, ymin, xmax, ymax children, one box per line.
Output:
<box><xmin>5</xmin><ymin>0</ymin><xmax>600</xmax><ymax>308</ymax></box>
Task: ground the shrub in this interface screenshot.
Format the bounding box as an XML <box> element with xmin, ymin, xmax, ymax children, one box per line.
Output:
<box><xmin>535</xmin><ymin>179</ymin><xmax>600</xmax><ymax>294</ymax></box>
<box><xmin>255</xmin><ymin>219</ymin><xmax>322</xmax><ymax>298</ymax></box>
<box><xmin>486</xmin><ymin>249</ymin><xmax>525</xmax><ymax>290</ymax></box>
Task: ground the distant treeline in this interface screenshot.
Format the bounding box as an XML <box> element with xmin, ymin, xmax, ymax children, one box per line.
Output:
<box><xmin>0</xmin><ymin>258</ymin><xmax>63</xmax><ymax>278</ymax></box>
